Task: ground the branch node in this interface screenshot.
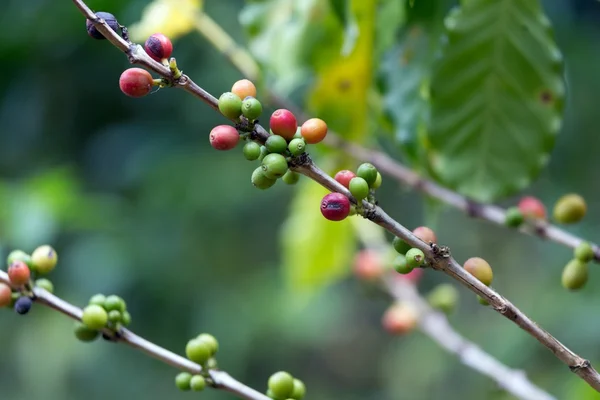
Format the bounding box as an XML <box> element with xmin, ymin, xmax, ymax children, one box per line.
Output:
<box><xmin>570</xmin><ymin>359</ymin><xmax>591</xmax><ymax>372</ymax></box>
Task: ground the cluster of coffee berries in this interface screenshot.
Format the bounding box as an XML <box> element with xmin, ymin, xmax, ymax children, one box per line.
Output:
<box><xmin>175</xmin><ymin>333</ymin><xmax>219</xmax><ymax>392</ymax></box>
<box><xmin>462</xmin><ymin>257</ymin><xmax>494</xmax><ymax>306</ymax></box>
<box><xmin>0</xmin><ymin>246</ymin><xmax>58</xmax><ymax>315</ymax></box>
<box><xmin>382</xmin><ymin>302</ymin><xmax>419</xmax><ymax>335</ymax></box>
<box><xmin>321</xmin><ymin>163</ymin><xmax>383</xmax><ymax>222</ymax></box>
<box><xmin>506</xmin><ymin>194</ymin><xmax>588</xmax><ymax>227</ymax></box>
<box><xmin>390</xmin><ymin>226</ymin><xmax>437</xmax><ymax>276</ymax></box>
<box><xmin>76</xmin><ymin>294</ymin><xmax>131</xmax><ymax>342</ymax></box>
<box><xmin>426</xmin><ymin>283</ymin><xmax>459</xmax><ymax>314</ymax></box>
<box><xmin>266</xmin><ymin>371</ymin><xmax>305</xmax><ymax>399</ymax></box>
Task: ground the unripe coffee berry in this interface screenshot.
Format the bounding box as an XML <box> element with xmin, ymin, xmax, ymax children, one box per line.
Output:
<box><xmin>405</xmin><ymin>248</ymin><xmax>425</xmax><ymax>269</ymax></box>
<box><xmin>0</xmin><ymin>283</ymin><xmax>12</xmax><ymax>307</ymax></box>
<box><xmin>8</xmin><ymin>261</ymin><xmax>30</xmax><ymax>286</ymax></box>
<box><xmin>282</xmin><ymin>171</ymin><xmax>300</xmax><ymax>185</ymax></box>
<box><xmin>518</xmin><ymin>196</ymin><xmax>546</xmax><ymax>219</ymax></box>
<box><xmin>144</xmin><ymin>33</ymin><xmax>173</xmax><ymax>62</ymax></box>
<box><xmin>122</xmin><ymin>311</ymin><xmax>132</xmax><ymax>326</ymax></box>
<box><xmin>190</xmin><ymin>375</ymin><xmax>206</xmax><ymax>391</ymax></box>
<box><xmin>291</xmin><ymin>378</ymin><xmax>306</xmax><ymax>399</ymax></box>
<box><xmin>505</xmin><ymin>207</ymin><xmax>524</xmax><ymax>227</ymax></box>
<box><xmin>270</xmin><ymin>109</ymin><xmax>298</xmax><ymax>140</ymax></box>
<box><xmin>196</xmin><ymin>333</ymin><xmax>219</xmax><ymax>355</ymax></box>
<box><xmin>353</xmin><ymin>250</ymin><xmax>384</xmax><ymax>281</ymax></box>
<box><xmin>334</xmin><ymin>170</ymin><xmax>356</xmax><ymax>189</ymax></box>
<box><xmin>265</xmin><ymin>135</ymin><xmax>288</xmax><ymax>154</ymax></box>
<box><xmin>31</xmin><ymin>244</ymin><xmax>58</xmax><ymax>274</ymax></box>
<box><xmin>427</xmin><ymin>283</ymin><xmax>459</xmax><ymax>314</ymax></box>
<box><xmin>413</xmin><ymin>226</ymin><xmax>437</xmax><ymax>244</ymax></box>
<box><xmin>382</xmin><ymin>303</ymin><xmax>418</xmax><ymax>335</ymax></box>
<box><xmin>89</xmin><ymin>294</ymin><xmax>107</xmax><ymax>307</ymax></box>
<box><xmin>218</xmin><ymin>92</ymin><xmax>243</xmax><ymax>119</ymax></box>
<box><xmin>251</xmin><ymin>167</ymin><xmax>277</xmax><ymax>190</ymax></box>
<box><xmin>210</xmin><ymin>125</ymin><xmax>240</xmax><ymax>150</ymax></box>
<box><xmin>241</xmin><ymin>97</ymin><xmax>263</xmax><ymax>120</ymax></box>
<box><xmin>320</xmin><ymin>193</ymin><xmax>351</xmax><ymax>221</ymax></box>
<box><xmin>553</xmin><ymin>193</ymin><xmax>587</xmax><ymax>224</ymax></box>
<box><xmin>562</xmin><ymin>259</ymin><xmax>588</xmax><ymax>290</ymax></box>
<box><xmin>108</xmin><ymin>310</ymin><xmax>122</xmax><ymax>323</ymax></box>
<box><xmin>574</xmin><ymin>241</ymin><xmax>594</xmax><ymax>263</ymax></box>
<box><xmin>104</xmin><ymin>295</ymin><xmax>126</xmax><ymax>313</ymax></box>
<box><xmin>477</xmin><ymin>295</ymin><xmax>490</xmax><ymax>306</ymax></box>
<box><xmin>349</xmin><ymin>177</ymin><xmax>369</xmax><ymax>200</ymax></box>
<box><xmin>392</xmin><ymin>254</ymin><xmax>412</xmax><ymax>274</ymax></box>
<box><xmin>288</xmin><ymin>138</ymin><xmax>306</xmax><ymax>156</ymax></box>
<box><xmin>243</xmin><ymin>141</ymin><xmax>262</xmax><ymax>160</ymax></box>
<box><xmin>261</xmin><ymin>153</ymin><xmax>288</xmax><ymax>179</ymax></box>
<box><xmin>186</xmin><ymin>338</ymin><xmax>212</xmax><ymax>364</ymax></box>
<box><xmin>35</xmin><ymin>278</ymin><xmax>54</xmax><ymax>293</ymax></box>
<box><xmin>231</xmin><ymin>79</ymin><xmax>257</xmax><ymax>100</ymax></box>
<box><xmin>356</xmin><ymin>163</ymin><xmax>378</xmax><ymax>187</ymax></box>
<box><xmin>268</xmin><ymin>371</ymin><xmax>294</xmax><ymax>399</ymax></box>
<box><xmin>119</xmin><ymin>68</ymin><xmax>153</xmax><ymax>98</ymax></box>
<box><xmin>300</xmin><ymin>118</ymin><xmax>328</xmax><ymax>144</ymax></box>
<box><xmin>82</xmin><ymin>304</ymin><xmax>108</xmax><ymax>330</ymax></box>
<box><xmin>463</xmin><ymin>257</ymin><xmax>493</xmax><ymax>286</ymax></box>
<box><xmin>372</xmin><ymin>172</ymin><xmax>382</xmax><ymax>189</ymax></box>
<box><xmin>7</xmin><ymin>250</ymin><xmax>32</xmax><ymax>269</ymax></box>
<box><xmin>74</xmin><ymin>322</ymin><xmax>100</xmax><ymax>342</ymax></box>
<box><xmin>392</xmin><ymin>236</ymin><xmax>411</xmax><ymax>255</ymax></box>
<box><xmin>86</xmin><ymin>12</ymin><xmax>119</xmax><ymax>40</ymax></box>
<box><xmin>14</xmin><ymin>296</ymin><xmax>32</xmax><ymax>315</ymax></box>
<box><xmin>175</xmin><ymin>372</ymin><xmax>192</xmax><ymax>391</ymax></box>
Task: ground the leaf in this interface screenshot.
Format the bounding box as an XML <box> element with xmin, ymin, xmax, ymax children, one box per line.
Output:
<box><xmin>280</xmin><ymin>179</ymin><xmax>355</xmax><ymax>298</ymax></box>
<box><xmin>328</xmin><ymin>0</ymin><xmax>359</xmax><ymax>56</ymax></box>
<box><xmin>129</xmin><ymin>0</ymin><xmax>203</xmax><ymax>42</ymax></box>
<box><xmin>427</xmin><ymin>0</ymin><xmax>564</xmax><ymax>201</ymax></box>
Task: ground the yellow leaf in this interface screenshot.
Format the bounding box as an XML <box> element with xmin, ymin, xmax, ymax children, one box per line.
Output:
<box><xmin>129</xmin><ymin>0</ymin><xmax>203</xmax><ymax>42</ymax></box>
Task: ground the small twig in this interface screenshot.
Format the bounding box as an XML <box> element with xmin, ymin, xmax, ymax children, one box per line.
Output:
<box><xmin>0</xmin><ymin>270</ymin><xmax>270</xmax><ymax>400</ymax></box>
<box><xmin>70</xmin><ymin>1</ymin><xmax>600</xmax><ymax>392</ymax></box>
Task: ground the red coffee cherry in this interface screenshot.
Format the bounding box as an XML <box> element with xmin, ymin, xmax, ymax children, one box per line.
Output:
<box><xmin>518</xmin><ymin>196</ymin><xmax>546</xmax><ymax>219</ymax></box>
<box><xmin>144</xmin><ymin>33</ymin><xmax>173</xmax><ymax>62</ymax></box>
<box><xmin>320</xmin><ymin>193</ymin><xmax>350</xmax><ymax>221</ymax></box>
<box><xmin>353</xmin><ymin>250</ymin><xmax>384</xmax><ymax>281</ymax></box>
<box><xmin>0</xmin><ymin>283</ymin><xmax>12</xmax><ymax>307</ymax></box>
<box><xmin>119</xmin><ymin>68</ymin><xmax>154</xmax><ymax>98</ymax></box>
<box><xmin>382</xmin><ymin>303</ymin><xmax>418</xmax><ymax>335</ymax></box>
<box><xmin>270</xmin><ymin>109</ymin><xmax>298</xmax><ymax>140</ymax></box>
<box><xmin>209</xmin><ymin>125</ymin><xmax>240</xmax><ymax>150</ymax></box>
<box><xmin>334</xmin><ymin>170</ymin><xmax>356</xmax><ymax>189</ymax></box>
<box><xmin>8</xmin><ymin>261</ymin><xmax>30</xmax><ymax>286</ymax></box>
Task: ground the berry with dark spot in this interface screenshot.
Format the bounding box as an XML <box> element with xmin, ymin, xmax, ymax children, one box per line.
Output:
<box><xmin>14</xmin><ymin>296</ymin><xmax>32</xmax><ymax>315</ymax></box>
<box><xmin>86</xmin><ymin>12</ymin><xmax>120</xmax><ymax>40</ymax></box>
<box><xmin>119</xmin><ymin>68</ymin><xmax>154</xmax><ymax>98</ymax></box>
<box><xmin>320</xmin><ymin>193</ymin><xmax>350</xmax><ymax>221</ymax></box>
<box><xmin>144</xmin><ymin>33</ymin><xmax>173</xmax><ymax>62</ymax></box>
<box><xmin>209</xmin><ymin>125</ymin><xmax>240</xmax><ymax>150</ymax></box>
<box><xmin>31</xmin><ymin>245</ymin><xmax>58</xmax><ymax>274</ymax></box>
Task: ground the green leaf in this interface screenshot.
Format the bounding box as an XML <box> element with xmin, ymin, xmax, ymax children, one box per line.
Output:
<box><xmin>427</xmin><ymin>0</ymin><xmax>564</xmax><ymax>201</ymax></box>
<box><xmin>280</xmin><ymin>179</ymin><xmax>355</xmax><ymax>299</ymax></box>
<box><xmin>328</xmin><ymin>0</ymin><xmax>359</xmax><ymax>56</ymax></box>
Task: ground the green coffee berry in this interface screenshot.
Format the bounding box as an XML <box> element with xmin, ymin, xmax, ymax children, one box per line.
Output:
<box><xmin>392</xmin><ymin>236</ymin><xmax>410</xmax><ymax>255</ymax></box>
<box><xmin>31</xmin><ymin>245</ymin><xmax>58</xmax><ymax>274</ymax></box>
<box><xmin>7</xmin><ymin>250</ymin><xmax>32</xmax><ymax>269</ymax></box>
<box><xmin>108</xmin><ymin>310</ymin><xmax>122</xmax><ymax>323</ymax></box>
<box><xmin>266</xmin><ymin>389</ymin><xmax>276</xmax><ymax>398</ymax></box>
<box><xmin>291</xmin><ymin>379</ymin><xmax>306</xmax><ymax>399</ymax></box>
<box><xmin>190</xmin><ymin>375</ymin><xmax>206</xmax><ymax>391</ymax></box>
<box><xmin>241</xmin><ymin>97</ymin><xmax>262</xmax><ymax>120</ymax></box>
<box><xmin>207</xmin><ymin>357</ymin><xmax>218</xmax><ymax>369</ymax></box>
<box><xmin>268</xmin><ymin>371</ymin><xmax>294</xmax><ymax>399</ymax></box>
<box><xmin>258</xmin><ymin>145</ymin><xmax>269</xmax><ymax>161</ymax></box>
<box><xmin>356</xmin><ymin>163</ymin><xmax>378</xmax><ymax>187</ymax></box>
<box><xmin>562</xmin><ymin>259</ymin><xmax>588</xmax><ymax>290</ymax></box>
<box><xmin>175</xmin><ymin>372</ymin><xmax>192</xmax><ymax>391</ymax></box>
<box><xmin>196</xmin><ymin>333</ymin><xmax>219</xmax><ymax>355</ymax></box>
<box><xmin>74</xmin><ymin>322</ymin><xmax>100</xmax><ymax>342</ymax></box>
<box><xmin>243</xmin><ymin>141</ymin><xmax>262</xmax><ymax>161</ymax></box>
<box><xmin>104</xmin><ymin>295</ymin><xmax>126</xmax><ymax>313</ymax></box>
<box><xmin>392</xmin><ymin>255</ymin><xmax>412</xmax><ymax>274</ymax></box>
<box><xmin>372</xmin><ymin>172</ymin><xmax>382</xmax><ymax>189</ymax></box>
<box><xmin>553</xmin><ymin>193</ymin><xmax>586</xmax><ymax>224</ymax></box>
<box><xmin>82</xmin><ymin>304</ymin><xmax>108</xmax><ymax>330</ymax></box>
<box><xmin>252</xmin><ymin>167</ymin><xmax>277</xmax><ymax>190</ymax></box>
<box><xmin>405</xmin><ymin>248</ymin><xmax>425</xmax><ymax>269</ymax></box>
<box><xmin>89</xmin><ymin>294</ymin><xmax>107</xmax><ymax>307</ymax></box>
<box><xmin>349</xmin><ymin>177</ymin><xmax>369</xmax><ymax>200</ymax></box>
<box><xmin>218</xmin><ymin>92</ymin><xmax>243</xmax><ymax>120</ymax></box>
<box><xmin>186</xmin><ymin>338</ymin><xmax>212</xmax><ymax>364</ymax></box>
<box><xmin>504</xmin><ymin>207</ymin><xmax>524</xmax><ymax>228</ymax></box>
<box><xmin>282</xmin><ymin>171</ymin><xmax>300</xmax><ymax>185</ymax></box>
<box><xmin>261</xmin><ymin>153</ymin><xmax>288</xmax><ymax>179</ymax></box>
<box><xmin>288</xmin><ymin>138</ymin><xmax>306</xmax><ymax>156</ymax></box>
<box><xmin>477</xmin><ymin>295</ymin><xmax>489</xmax><ymax>306</ymax></box>
<box><xmin>427</xmin><ymin>283</ymin><xmax>459</xmax><ymax>314</ymax></box>
<box><xmin>265</xmin><ymin>135</ymin><xmax>288</xmax><ymax>154</ymax></box>
<box><xmin>122</xmin><ymin>311</ymin><xmax>132</xmax><ymax>326</ymax></box>
<box><xmin>574</xmin><ymin>242</ymin><xmax>594</xmax><ymax>263</ymax></box>
<box><xmin>35</xmin><ymin>278</ymin><xmax>54</xmax><ymax>293</ymax></box>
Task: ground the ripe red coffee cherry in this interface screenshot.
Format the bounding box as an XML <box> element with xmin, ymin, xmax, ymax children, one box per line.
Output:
<box><xmin>518</xmin><ymin>196</ymin><xmax>546</xmax><ymax>219</ymax></box>
<box><xmin>413</xmin><ymin>226</ymin><xmax>437</xmax><ymax>244</ymax></box>
<box><xmin>8</xmin><ymin>261</ymin><xmax>30</xmax><ymax>286</ymax></box>
<box><xmin>0</xmin><ymin>283</ymin><xmax>12</xmax><ymax>307</ymax></box>
<box><xmin>463</xmin><ymin>257</ymin><xmax>493</xmax><ymax>286</ymax></box>
<box><xmin>119</xmin><ymin>68</ymin><xmax>154</xmax><ymax>98</ymax></box>
<box><xmin>334</xmin><ymin>170</ymin><xmax>356</xmax><ymax>189</ymax></box>
<box><xmin>382</xmin><ymin>303</ymin><xmax>418</xmax><ymax>335</ymax></box>
<box><xmin>353</xmin><ymin>250</ymin><xmax>384</xmax><ymax>281</ymax></box>
<box><xmin>270</xmin><ymin>109</ymin><xmax>298</xmax><ymax>140</ymax></box>
<box><xmin>301</xmin><ymin>118</ymin><xmax>328</xmax><ymax>144</ymax></box>
<box><xmin>209</xmin><ymin>125</ymin><xmax>240</xmax><ymax>150</ymax></box>
<box><xmin>320</xmin><ymin>193</ymin><xmax>351</xmax><ymax>221</ymax></box>
<box><xmin>86</xmin><ymin>12</ymin><xmax>120</xmax><ymax>40</ymax></box>
<box><xmin>231</xmin><ymin>79</ymin><xmax>257</xmax><ymax>100</ymax></box>
<box><xmin>144</xmin><ymin>33</ymin><xmax>173</xmax><ymax>62</ymax></box>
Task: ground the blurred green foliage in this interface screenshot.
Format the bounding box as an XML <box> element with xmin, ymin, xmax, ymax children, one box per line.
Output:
<box><xmin>1</xmin><ymin>0</ymin><xmax>600</xmax><ymax>399</ymax></box>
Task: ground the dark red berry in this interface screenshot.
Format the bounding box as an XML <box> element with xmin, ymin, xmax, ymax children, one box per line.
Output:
<box><xmin>119</xmin><ymin>68</ymin><xmax>154</xmax><ymax>98</ymax></box>
<box><xmin>320</xmin><ymin>193</ymin><xmax>350</xmax><ymax>221</ymax></box>
<box><xmin>144</xmin><ymin>33</ymin><xmax>173</xmax><ymax>61</ymax></box>
<box><xmin>8</xmin><ymin>261</ymin><xmax>30</xmax><ymax>286</ymax></box>
<box><xmin>86</xmin><ymin>12</ymin><xmax>120</xmax><ymax>40</ymax></box>
<box><xmin>270</xmin><ymin>109</ymin><xmax>298</xmax><ymax>140</ymax></box>
<box><xmin>209</xmin><ymin>125</ymin><xmax>240</xmax><ymax>150</ymax></box>
<box><xmin>334</xmin><ymin>170</ymin><xmax>356</xmax><ymax>189</ymax></box>
<box><xmin>14</xmin><ymin>296</ymin><xmax>32</xmax><ymax>315</ymax></box>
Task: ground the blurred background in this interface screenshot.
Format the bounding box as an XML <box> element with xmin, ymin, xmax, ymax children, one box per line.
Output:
<box><xmin>1</xmin><ymin>0</ymin><xmax>600</xmax><ymax>399</ymax></box>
